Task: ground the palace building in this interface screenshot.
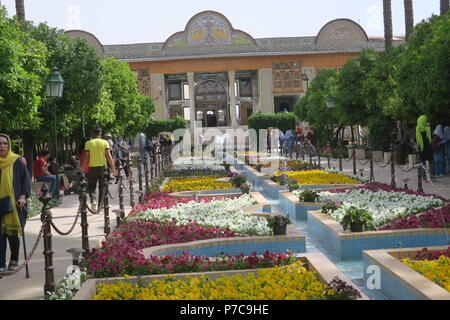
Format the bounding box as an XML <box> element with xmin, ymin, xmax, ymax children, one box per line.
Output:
<box><xmin>65</xmin><ymin>10</ymin><xmax>404</xmax><ymax>131</ymax></box>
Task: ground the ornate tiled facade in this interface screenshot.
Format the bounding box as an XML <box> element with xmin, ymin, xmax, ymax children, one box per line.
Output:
<box><xmin>65</xmin><ymin>11</ymin><xmax>404</xmax><ymax>124</ymax></box>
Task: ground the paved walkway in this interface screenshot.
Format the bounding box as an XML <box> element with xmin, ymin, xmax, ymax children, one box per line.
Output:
<box><xmin>0</xmin><ymin>172</ymin><xmax>139</xmax><ymax>300</ymax></box>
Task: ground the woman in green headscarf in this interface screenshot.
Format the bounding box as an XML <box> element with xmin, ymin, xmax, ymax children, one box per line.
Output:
<box><xmin>415</xmin><ymin>115</ymin><xmax>433</xmax><ymax>180</ymax></box>
<box><xmin>0</xmin><ymin>134</ymin><xmax>31</xmax><ymax>273</ymax></box>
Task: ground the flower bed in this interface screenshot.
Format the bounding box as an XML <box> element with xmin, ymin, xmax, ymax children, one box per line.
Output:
<box><xmin>81</xmin><ymin>220</ymin><xmax>240</xmax><ymax>278</ymax></box>
<box><xmin>162</xmin><ymin>176</ymin><xmax>233</xmax><ymax>192</ymax></box>
<box><xmin>377</xmin><ymin>205</ymin><xmax>450</xmax><ymax>230</ymax></box>
<box><xmin>172</xmin><ymin>156</ymin><xmax>225</xmax><ymax>171</ymax></box>
<box><xmin>414</xmin><ymin>247</ymin><xmax>450</xmax><ymax>260</ymax></box>
<box><xmin>128</xmin><ymin>192</ymin><xmax>218</xmax><ymax>217</ymax></box>
<box><xmin>131</xmin><ymin>194</ymin><xmax>271</xmax><ymax>235</ymax></box>
<box><xmin>402</xmin><ymin>256</ymin><xmax>450</xmax><ymax>293</ymax></box>
<box><xmin>251</xmin><ymin>160</ymin><xmax>320</xmax><ymax>171</ymax></box>
<box><xmin>165</xmin><ymin>168</ymin><xmax>229</xmax><ymax>177</ymax></box>
<box><xmin>363</xmin><ymin>247</ymin><xmax>450</xmax><ymax>300</ymax></box>
<box><xmin>92</xmin><ymin>261</ymin><xmax>361</xmax><ymax>300</ymax></box>
<box><xmin>304</xmin><ymin>189</ymin><xmax>444</xmax><ymax>229</ymax></box>
<box><xmin>276</xmin><ymin>170</ymin><xmax>359</xmax><ymax>185</ymax></box>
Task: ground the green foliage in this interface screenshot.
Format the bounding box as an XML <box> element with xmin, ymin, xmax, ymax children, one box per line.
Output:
<box><xmin>247</xmin><ymin>112</ymin><xmax>296</xmax><ymax>133</ymax></box>
<box><xmin>396</xmin><ymin>13</ymin><xmax>450</xmax><ymax>123</ymax></box>
<box><xmin>336</xmin><ymin>49</ymin><xmax>378</xmax><ymax>126</ymax></box>
<box><xmin>294</xmin><ymin>69</ymin><xmax>340</xmax><ymax>146</ymax></box>
<box><xmin>230</xmin><ymin>174</ymin><xmax>247</xmax><ymax>188</ymax></box>
<box><xmin>341</xmin><ymin>206</ymin><xmax>374</xmax><ymax>231</ymax></box>
<box><xmin>0</xmin><ymin>8</ymin><xmax>48</xmax><ymax>132</ymax></box>
<box><xmin>297</xmin><ymin>189</ymin><xmax>320</xmax><ymax>203</ymax></box>
<box><xmin>144</xmin><ymin>117</ymin><xmax>187</xmax><ymax>139</ymax></box>
<box><xmin>367</xmin><ymin>116</ymin><xmax>394</xmax><ymax>151</ymax></box>
<box><xmin>266</xmin><ymin>215</ymin><xmax>292</xmax><ymax>228</ymax></box>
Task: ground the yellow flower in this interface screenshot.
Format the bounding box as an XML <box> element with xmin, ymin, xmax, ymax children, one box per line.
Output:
<box><xmin>402</xmin><ymin>256</ymin><xmax>450</xmax><ymax>293</ymax></box>
<box><xmin>275</xmin><ymin>170</ymin><xmax>359</xmax><ymax>185</ymax></box>
<box><xmin>162</xmin><ymin>176</ymin><xmax>233</xmax><ymax>192</ymax></box>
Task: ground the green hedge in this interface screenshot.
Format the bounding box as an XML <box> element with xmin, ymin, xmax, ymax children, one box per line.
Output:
<box><xmin>247</xmin><ymin>112</ymin><xmax>296</xmax><ymax>133</ymax></box>
<box><xmin>144</xmin><ymin>117</ymin><xmax>187</xmax><ymax>138</ymax></box>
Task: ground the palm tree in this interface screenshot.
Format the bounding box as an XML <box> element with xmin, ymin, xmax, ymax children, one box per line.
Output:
<box><xmin>383</xmin><ymin>0</ymin><xmax>393</xmax><ymax>50</ymax></box>
<box><xmin>404</xmin><ymin>0</ymin><xmax>414</xmax><ymax>40</ymax></box>
<box><xmin>441</xmin><ymin>0</ymin><xmax>449</xmax><ymax>14</ymax></box>
<box><xmin>15</xmin><ymin>0</ymin><xmax>25</xmax><ymax>20</ymax></box>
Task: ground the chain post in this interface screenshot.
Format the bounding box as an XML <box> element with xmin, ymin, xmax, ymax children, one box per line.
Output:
<box><xmin>352</xmin><ymin>146</ymin><xmax>357</xmax><ymax>176</ymax></box>
<box><xmin>369</xmin><ymin>150</ymin><xmax>375</xmax><ymax>182</ymax></box>
<box><xmin>137</xmin><ymin>155</ymin><xmax>143</xmax><ymax>203</ymax></box>
<box><xmin>144</xmin><ymin>154</ymin><xmax>150</xmax><ymax>191</ymax></box>
<box><xmin>118</xmin><ymin>166</ymin><xmax>125</xmax><ymax>212</ymax></box>
<box><xmin>338</xmin><ymin>146</ymin><xmax>343</xmax><ymax>172</ymax></box>
<box><xmin>309</xmin><ymin>148</ymin><xmax>312</xmax><ymax>165</ymax></box>
<box><xmin>103</xmin><ymin>172</ymin><xmax>111</xmax><ymax>236</ymax></box>
<box><xmin>327</xmin><ymin>145</ymin><xmax>331</xmax><ymax>169</ymax></box>
<box><xmin>417</xmin><ymin>165</ymin><xmax>424</xmax><ymax>192</ymax></box>
<box><xmin>39</xmin><ymin>183</ymin><xmax>55</xmax><ymax>297</ymax></box>
<box><xmin>79</xmin><ymin>174</ymin><xmax>90</xmax><ymax>257</ymax></box>
<box><xmin>390</xmin><ymin>148</ymin><xmax>396</xmax><ymax>187</ymax></box>
<box><xmin>129</xmin><ymin>157</ymin><xmax>135</xmax><ymax>207</ymax></box>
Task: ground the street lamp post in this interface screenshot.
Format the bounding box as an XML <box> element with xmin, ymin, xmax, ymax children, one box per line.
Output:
<box><xmin>302</xmin><ymin>73</ymin><xmax>309</xmax><ymax>90</ymax></box>
<box><xmin>46</xmin><ymin>67</ymin><xmax>64</xmax><ymax>199</ymax></box>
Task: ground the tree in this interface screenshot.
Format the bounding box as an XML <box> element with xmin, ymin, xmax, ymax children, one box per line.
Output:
<box><xmin>335</xmin><ymin>49</ymin><xmax>378</xmax><ymax>127</ymax></box>
<box><xmin>15</xmin><ymin>0</ymin><xmax>25</xmax><ymax>20</ymax></box>
<box><xmin>397</xmin><ymin>13</ymin><xmax>450</xmax><ymax>123</ymax></box>
<box><xmin>294</xmin><ymin>69</ymin><xmax>341</xmax><ymax>147</ymax></box>
<box><xmin>404</xmin><ymin>0</ymin><xmax>414</xmax><ymax>40</ymax></box>
<box><xmin>441</xmin><ymin>0</ymin><xmax>449</xmax><ymax>15</ymax></box>
<box><xmin>100</xmin><ymin>57</ymin><xmax>155</xmax><ymax>136</ymax></box>
<box><xmin>383</xmin><ymin>0</ymin><xmax>393</xmax><ymax>49</ymax></box>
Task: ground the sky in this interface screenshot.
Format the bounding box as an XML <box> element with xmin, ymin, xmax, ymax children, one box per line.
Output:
<box><xmin>1</xmin><ymin>0</ymin><xmax>440</xmax><ymax>45</ymax></box>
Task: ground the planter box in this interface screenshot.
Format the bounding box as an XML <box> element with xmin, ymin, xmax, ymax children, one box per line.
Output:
<box><xmin>279</xmin><ymin>191</ymin><xmax>323</xmax><ymax>221</ymax></box>
<box><xmin>73</xmin><ymin>252</ymin><xmax>368</xmax><ymax>300</ymax></box>
<box><xmin>372</xmin><ymin>151</ymin><xmax>383</xmax><ymax>163</ymax></box>
<box><xmin>363</xmin><ymin>247</ymin><xmax>450</xmax><ymax>300</ymax></box>
<box><xmin>408</xmin><ymin>154</ymin><xmax>418</xmax><ymax>166</ymax></box>
<box><xmin>307</xmin><ymin>210</ymin><xmax>449</xmax><ymax>259</ymax></box>
<box><xmin>355</xmin><ymin>148</ymin><xmax>366</xmax><ymax>160</ymax></box>
<box><xmin>383</xmin><ymin>152</ymin><xmax>392</xmax><ymax>164</ymax></box>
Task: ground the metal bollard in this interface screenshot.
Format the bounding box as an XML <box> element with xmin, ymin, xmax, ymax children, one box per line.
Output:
<box><xmin>129</xmin><ymin>159</ymin><xmax>135</xmax><ymax>207</ymax></box>
<box><xmin>79</xmin><ymin>175</ymin><xmax>89</xmax><ymax>257</ymax></box>
<box><xmin>137</xmin><ymin>155</ymin><xmax>143</xmax><ymax>203</ymax></box>
<box><xmin>144</xmin><ymin>155</ymin><xmax>150</xmax><ymax>191</ymax></box>
<box><xmin>113</xmin><ymin>209</ymin><xmax>124</xmax><ymax>227</ymax></box>
<box><xmin>352</xmin><ymin>146</ymin><xmax>357</xmax><ymax>176</ymax></box>
<box><xmin>369</xmin><ymin>151</ymin><xmax>375</xmax><ymax>182</ymax></box>
<box><xmin>417</xmin><ymin>166</ymin><xmax>424</xmax><ymax>192</ymax></box>
<box><xmin>103</xmin><ymin>174</ymin><xmax>111</xmax><ymax>236</ymax></box>
<box><xmin>39</xmin><ymin>183</ymin><xmax>55</xmax><ymax>296</ymax></box>
<box><xmin>402</xmin><ymin>178</ymin><xmax>410</xmax><ymax>189</ymax></box>
<box><xmin>390</xmin><ymin>149</ymin><xmax>396</xmax><ymax>187</ymax></box>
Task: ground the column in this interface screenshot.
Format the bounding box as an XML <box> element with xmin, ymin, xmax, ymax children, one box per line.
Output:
<box><xmin>150</xmin><ymin>74</ymin><xmax>166</xmax><ymax>120</ymax></box>
<box><xmin>228</xmin><ymin>71</ymin><xmax>238</xmax><ymax>127</ymax></box>
<box><xmin>258</xmin><ymin>69</ymin><xmax>274</xmax><ymax>113</ymax></box>
<box><xmin>188</xmin><ymin>72</ymin><xmax>196</xmax><ymax>131</ymax></box>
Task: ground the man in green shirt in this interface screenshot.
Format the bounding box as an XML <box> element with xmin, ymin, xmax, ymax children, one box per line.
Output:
<box><xmin>82</xmin><ymin>125</ymin><xmax>116</xmax><ymax>212</ymax></box>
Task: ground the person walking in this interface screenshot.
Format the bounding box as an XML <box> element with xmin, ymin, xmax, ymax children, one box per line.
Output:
<box><xmin>33</xmin><ymin>150</ymin><xmax>58</xmax><ymax>197</ymax></box>
<box><xmin>0</xmin><ymin>134</ymin><xmax>31</xmax><ymax>273</ymax></box>
<box><xmin>415</xmin><ymin>115</ymin><xmax>433</xmax><ymax>181</ymax></box>
<box><xmin>81</xmin><ymin>126</ymin><xmax>116</xmax><ymax>212</ymax></box>
<box><xmin>113</xmin><ymin>136</ymin><xmax>130</xmax><ymax>183</ymax></box>
<box><xmin>431</xmin><ymin>125</ymin><xmax>446</xmax><ymax>177</ymax></box>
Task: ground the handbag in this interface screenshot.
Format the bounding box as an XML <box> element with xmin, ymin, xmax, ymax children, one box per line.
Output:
<box><xmin>0</xmin><ymin>196</ymin><xmax>13</xmax><ymax>217</ymax></box>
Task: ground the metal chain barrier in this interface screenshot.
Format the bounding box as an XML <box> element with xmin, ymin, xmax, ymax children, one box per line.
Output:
<box><xmin>373</xmin><ymin>158</ymin><xmax>391</xmax><ymax>168</ymax></box>
<box><xmin>50</xmin><ymin>206</ymin><xmax>82</xmax><ymax>236</ymax></box>
<box><xmin>356</xmin><ymin>158</ymin><xmax>371</xmax><ymax>166</ymax></box>
<box><xmin>0</xmin><ymin>218</ymin><xmax>46</xmax><ymax>278</ymax></box>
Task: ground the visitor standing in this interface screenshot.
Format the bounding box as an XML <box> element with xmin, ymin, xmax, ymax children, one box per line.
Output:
<box><xmin>139</xmin><ymin>132</ymin><xmax>147</xmax><ymax>161</ymax></box>
<box><xmin>0</xmin><ymin>134</ymin><xmax>31</xmax><ymax>273</ymax></box>
<box><xmin>105</xmin><ymin>133</ymin><xmax>114</xmax><ymax>150</ymax></box>
<box><xmin>81</xmin><ymin>126</ymin><xmax>116</xmax><ymax>212</ymax></box>
<box><xmin>431</xmin><ymin>125</ymin><xmax>445</xmax><ymax>177</ymax></box>
<box><xmin>33</xmin><ymin>151</ymin><xmax>58</xmax><ymax>197</ymax></box>
<box><xmin>415</xmin><ymin>115</ymin><xmax>433</xmax><ymax>181</ymax></box>
<box><xmin>443</xmin><ymin>126</ymin><xmax>450</xmax><ymax>174</ymax></box>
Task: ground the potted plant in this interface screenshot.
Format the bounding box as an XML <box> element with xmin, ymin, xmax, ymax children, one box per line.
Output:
<box><xmin>297</xmin><ymin>189</ymin><xmax>320</xmax><ymax>203</ymax></box>
<box><xmin>267</xmin><ymin>215</ymin><xmax>292</xmax><ymax>235</ymax></box>
<box><xmin>341</xmin><ymin>206</ymin><xmax>374</xmax><ymax>232</ymax></box>
<box><xmin>255</xmin><ymin>164</ymin><xmax>263</xmax><ymax>172</ymax></box>
<box><xmin>276</xmin><ymin>174</ymin><xmax>289</xmax><ymax>186</ymax></box>
<box><xmin>287</xmin><ymin>179</ymin><xmax>299</xmax><ymax>192</ymax></box>
<box><xmin>321</xmin><ymin>200</ymin><xmax>341</xmax><ymax>215</ymax></box>
<box><xmin>230</xmin><ymin>173</ymin><xmax>247</xmax><ymax>188</ymax></box>
<box><xmin>240</xmin><ymin>183</ymin><xmax>252</xmax><ymax>194</ymax></box>
<box><xmin>223</xmin><ymin>162</ymin><xmax>231</xmax><ymax>172</ymax></box>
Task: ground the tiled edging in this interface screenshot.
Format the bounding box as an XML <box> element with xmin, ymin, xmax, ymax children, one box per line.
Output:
<box><xmin>72</xmin><ymin>252</ymin><xmax>369</xmax><ymax>300</ymax></box>
<box><xmin>308</xmin><ymin>210</ymin><xmax>450</xmax><ymax>259</ymax></box>
<box><xmin>279</xmin><ymin>191</ymin><xmax>323</xmax><ymax>220</ymax></box>
<box><xmin>141</xmin><ymin>231</ymin><xmax>306</xmax><ymax>258</ymax></box>
<box><xmin>363</xmin><ymin>247</ymin><xmax>450</xmax><ymax>300</ymax></box>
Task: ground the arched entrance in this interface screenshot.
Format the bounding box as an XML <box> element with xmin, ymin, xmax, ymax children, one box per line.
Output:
<box><xmin>169</xmin><ymin>105</ymin><xmax>183</xmax><ymax>119</ymax></box>
<box><xmin>195</xmin><ymin>80</ymin><xmax>229</xmax><ymax>127</ymax></box>
<box><xmin>240</xmin><ymin>102</ymin><xmax>253</xmax><ymax>125</ymax></box>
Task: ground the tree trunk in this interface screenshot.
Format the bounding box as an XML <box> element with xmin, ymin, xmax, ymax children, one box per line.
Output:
<box><xmin>15</xmin><ymin>0</ymin><xmax>25</xmax><ymax>20</ymax></box>
<box><xmin>404</xmin><ymin>0</ymin><xmax>414</xmax><ymax>40</ymax></box>
<box><xmin>22</xmin><ymin>130</ymin><xmax>34</xmax><ymax>179</ymax></box>
<box><xmin>383</xmin><ymin>0</ymin><xmax>393</xmax><ymax>50</ymax></box>
<box><xmin>441</xmin><ymin>0</ymin><xmax>450</xmax><ymax>14</ymax></box>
